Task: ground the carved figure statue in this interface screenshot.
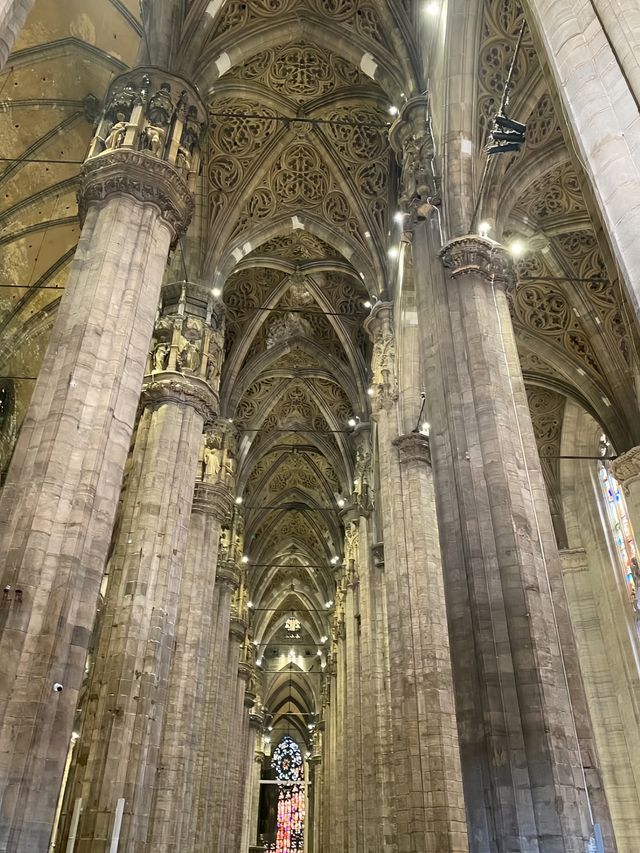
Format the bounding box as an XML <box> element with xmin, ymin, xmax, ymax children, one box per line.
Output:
<box><xmin>147</xmin><ymin>81</ymin><xmax>173</xmax><ymax>128</ymax></box>
<box><xmin>371</xmin><ymin>329</ymin><xmax>395</xmax><ymax>388</ymax></box>
<box><xmin>153</xmin><ymin>342</ymin><xmax>170</xmax><ymax>372</ymax></box>
<box><xmin>176</xmin><ymin>146</ymin><xmax>191</xmax><ymax>173</ymax></box>
<box><xmin>104</xmin><ymin>112</ymin><xmax>129</xmax><ymax>151</ymax></box>
<box><xmin>203</xmin><ymin>445</ymin><xmax>221</xmax><ymax>482</ymax></box>
<box><xmin>178</xmin><ymin>340</ymin><xmax>200</xmax><ymax>373</ymax></box>
<box><xmin>400</xmin><ymin>133</ymin><xmax>433</xmax><ymax>204</ymax></box>
<box><xmin>141</xmin><ymin>125</ymin><xmax>165</xmax><ymax>157</ymax></box>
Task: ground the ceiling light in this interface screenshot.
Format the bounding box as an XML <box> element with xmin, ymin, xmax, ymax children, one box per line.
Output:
<box><xmin>364</xmin><ymin>230</ymin><xmax>371</xmax><ymax>238</ymax></box>
<box><xmin>421</xmin><ymin>422</ymin><xmax>431</xmax><ymax>435</ymax></box>
<box><xmin>394</xmin><ymin>212</ymin><xmax>405</xmax><ymax>225</ymax></box>
<box><xmin>256</xmin><ymin>657</ymin><xmax>263</xmax><ymax>666</ymax></box>
<box><xmin>363</xmin><ymin>300</ymin><xmax>372</xmax><ymax>309</ymax></box>
<box><xmin>211</xmin><ymin>287</ymin><xmax>221</xmax><ymax>297</ymax></box>
<box><xmin>325</xmin><ymin>600</ymin><xmax>333</xmax><ymax>608</ymax></box>
<box><xmin>478</xmin><ymin>221</ymin><xmax>491</xmax><ymax>237</ymax></box>
<box><xmin>509</xmin><ymin>240</ymin><xmax>525</xmax><ymax>258</ymax></box>
<box><xmin>388</xmin><ymin>247</ymin><xmax>399</xmax><ymax>260</ymax></box>
<box><xmin>348</xmin><ymin>418</ymin><xmax>357</xmax><ymax>427</ymax></box>
<box><xmin>337</xmin><ymin>498</ymin><xmax>345</xmax><ymax>508</ymax></box>
<box><xmin>320</xmin><ymin>635</ymin><xmax>328</xmax><ymax>643</ymax></box>
<box><xmin>235</xmin><ymin>496</ymin><xmax>243</xmax><ymax>505</ymax></box>
<box><xmin>247</xmin><ymin>601</ymin><xmax>255</xmax><ymax>609</ymax></box>
<box><xmin>330</xmin><ymin>556</ymin><xmax>340</xmax><ymax>565</ymax></box>
<box><xmin>367</xmin><ymin>387</ymin><xmax>374</xmax><ymax>397</ymax></box>
<box><xmin>317</xmin><ymin>650</ymin><xmax>322</xmax><ymax>657</ymax></box>
<box><xmin>242</xmin><ymin>555</ymin><xmax>249</xmax><ymax>564</ymax></box>
<box><xmin>388</xmin><ymin>106</ymin><xmax>399</xmax><ymax>116</ymax></box>
<box><xmin>424</xmin><ymin>1</ymin><xmax>439</xmax><ymax>16</ymax></box>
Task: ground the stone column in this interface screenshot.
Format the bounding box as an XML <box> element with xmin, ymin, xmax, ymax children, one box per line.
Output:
<box><xmin>243</xmin><ymin>732</ymin><xmax>265</xmax><ymax>850</ymax></box>
<box><xmin>148</xmin><ymin>420</ymin><xmax>233</xmax><ymax>851</ymax></box>
<box><xmin>63</xmin><ymin>280</ymin><xmax>218</xmax><ymax>852</ymax></box>
<box><xmin>209</xmin><ymin>611</ymin><xmax>247</xmax><ymax>851</ymax></box>
<box><xmin>193</xmin><ymin>559</ymin><xmax>239</xmax><ymax>851</ymax></box>
<box><xmin>364</xmin><ymin>303</ymin><xmax>468</xmax><ymax>853</ymax></box>
<box><xmin>0</xmin><ymin>68</ymin><xmax>204</xmax><ymax>853</ymax></box>
<box><xmin>412</xmin><ymin>226</ymin><xmax>600</xmax><ymax>850</ymax></box>
<box><xmin>0</xmin><ymin>0</ymin><xmax>33</xmax><ymax>68</ymax></box>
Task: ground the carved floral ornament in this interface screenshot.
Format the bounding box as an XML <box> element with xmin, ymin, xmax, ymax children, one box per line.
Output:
<box><xmin>440</xmin><ymin>236</ymin><xmax>515</xmax><ymax>288</ymax></box>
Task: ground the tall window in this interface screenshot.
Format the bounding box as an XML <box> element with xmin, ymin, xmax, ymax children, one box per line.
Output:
<box><xmin>598</xmin><ymin>437</ymin><xmax>640</xmax><ymax>623</ymax></box>
<box><xmin>269</xmin><ymin>736</ymin><xmax>304</xmax><ymax>853</ymax></box>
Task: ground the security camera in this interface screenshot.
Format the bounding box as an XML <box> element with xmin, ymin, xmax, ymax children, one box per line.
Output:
<box><xmin>53</xmin><ymin>682</ymin><xmax>63</xmax><ymax>693</ymax></box>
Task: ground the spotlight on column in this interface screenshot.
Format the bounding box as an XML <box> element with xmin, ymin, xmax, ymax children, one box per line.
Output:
<box><xmin>256</xmin><ymin>657</ymin><xmax>263</xmax><ymax>667</ymax></box>
<box><xmin>478</xmin><ymin>221</ymin><xmax>491</xmax><ymax>238</ymax></box>
<box><xmin>242</xmin><ymin>555</ymin><xmax>249</xmax><ymax>564</ymax></box>
<box><xmin>320</xmin><ymin>635</ymin><xmax>328</xmax><ymax>643</ymax></box>
<box><xmin>235</xmin><ymin>496</ymin><xmax>243</xmax><ymax>505</ymax></box>
<box><xmin>394</xmin><ymin>211</ymin><xmax>406</xmax><ymax>225</ymax></box>
<box><xmin>388</xmin><ymin>105</ymin><xmax>399</xmax><ymax>117</ymax></box>
<box><xmin>211</xmin><ymin>287</ymin><xmax>221</xmax><ymax>298</ymax></box>
<box><xmin>487</xmin><ymin>113</ymin><xmax>526</xmax><ymax>155</ymax></box>
<box><xmin>337</xmin><ymin>497</ymin><xmax>345</xmax><ymax>508</ymax></box>
<box><xmin>348</xmin><ymin>418</ymin><xmax>357</xmax><ymax>428</ymax></box>
<box><xmin>363</xmin><ymin>300</ymin><xmax>372</xmax><ymax>309</ymax></box>
<box><xmin>325</xmin><ymin>600</ymin><xmax>334</xmax><ymax>609</ymax></box>
<box><xmin>330</xmin><ymin>557</ymin><xmax>340</xmax><ymax>565</ymax></box>
<box><xmin>388</xmin><ymin>246</ymin><xmax>399</xmax><ymax>260</ymax></box>
<box><xmin>424</xmin><ymin>0</ymin><xmax>439</xmax><ymax>15</ymax></box>
<box><xmin>247</xmin><ymin>601</ymin><xmax>255</xmax><ymax>609</ymax></box>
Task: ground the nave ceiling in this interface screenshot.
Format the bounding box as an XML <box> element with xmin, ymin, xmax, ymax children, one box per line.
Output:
<box><xmin>0</xmin><ymin>0</ymin><xmax>639</xmax><ymax>744</ymax></box>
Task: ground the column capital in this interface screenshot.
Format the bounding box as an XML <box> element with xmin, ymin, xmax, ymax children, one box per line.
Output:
<box><xmin>192</xmin><ymin>481</ymin><xmax>233</xmax><ymax>521</ymax></box>
<box><xmin>141</xmin><ymin>375</ymin><xmax>217</xmax><ymax>423</ymax></box>
<box><xmin>611</xmin><ymin>446</ymin><xmax>640</xmax><ymax>485</ymax></box>
<box><xmin>440</xmin><ymin>235</ymin><xmax>515</xmax><ymax>289</ymax></box>
<box><xmin>216</xmin><ymin>560</ymin><xmax>241</xmax><ymax>591</ymax></box>
<box><xmin>393</xmin><ymin>432</ymin><xmax>431</xmax><ymax>466</ymax></box>
<box><xmin>79</xmin><ymin>149</ymin><xmax>194</xmax><ymax>242</ymax></box>
<box><xmin>229</xmin><ymin>615</ymin><xmax>248</xmax><ymax>643</ymax></box>
<box><xmin>79</xmin><ymin>67</ymin><xmax>206</xmax><ymax>243</ymax></box>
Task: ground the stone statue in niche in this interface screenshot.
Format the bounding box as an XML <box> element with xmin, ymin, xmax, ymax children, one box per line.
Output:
<box><xmin>400</xmin><ymin>133</ymin><xmax>433</xmax><ymax>205</ymax></box>
<box><xmin>104</xmin><ymin>112</ymin><xmax>129</xmax><ymax>150</ymax></box>
<box><xmin>219</xmin><ymin>527</ymin><xmax>231</xmax><ymax>562</ymax></box>
<box><xmin>370</xmin><ymin>329</ymin><xmax>395</xmax><ymax>389</ymax></box>
<box><xmin>147</xmin><ymin>81</ymin><xmax>174</xmax><ymax>128</ymax></box>
<box><xmin>176</xmin><ymin>104</ymin><xmax>202</xmax><ymax>173</ymax></box>
<box><xmin>177</xmin><ymin>339</ymin><xmax>200</xmax><ymax>373</ymax></box>
<box><xmin>203</xmin><ymin>444</ymin><xmax>221</xmax><ymax>482</ymax></box>
<box><xmin>141</xmin><ymin>125</ymin><xmax>165</xmax><ymax>157</ymax></box>
<box><xmin>206</xmin><ymin>329</ymin><xmax>224</xmax><ymax>388</ymax></box>
<box><xmin>153</xmin><ymin>342</ymin><xmax>170</xmax><ymax>372</ymax></box>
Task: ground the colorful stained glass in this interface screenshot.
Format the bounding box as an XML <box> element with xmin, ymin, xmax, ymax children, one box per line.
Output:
<box><xmin>268</xmin><ymin>736</ymin><xmax>305</xmax><ymax>853</ymax></box>
<box><xmin>598</xmin><ymin>458</ymin><xmax>640</xmax><ymax>621</ymax></box>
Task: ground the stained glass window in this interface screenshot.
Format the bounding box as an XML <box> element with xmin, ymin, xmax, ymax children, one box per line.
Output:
<box><xmin>268</xmin><ymin>736</ymin><xmax>304</xmax><ymax>853</ymax></box>
<box><xmin>598</xmin><ymin>439</ymin><xmax>640</xmax><ymax>625</ymax></box>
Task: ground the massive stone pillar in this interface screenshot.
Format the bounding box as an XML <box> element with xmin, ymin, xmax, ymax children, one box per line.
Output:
<box><xmin>0</xmin><ymin>68</ymin><xmax>204</xmax><ymax>852</ymax></box>
<box><xmin>412</xmin><ymin>230</ymin><xmax>600</xmax><ymax>851</ymax></box>
<box><xmin>0</xmin><ymin>0</ymin><xmax>33</xmax><ymax>69</ymax></box>
<box><xmin>62</xmin><ymin>279</ymin><xmax>219</xmax><ymax>852</ymax></box>
<box><xmin>364</xmin><ymin>303</ymin><xmax>468</xmax><ymax>853</ymax></box>
<box><xmin>193</xmin><ymin>558</ymin><xmax>240</xmax><ymax>852</ymax></box>
<box><xmin>147</xmin><ymin>421</ymin><xmax>234</xmax><ymax>851</ymax></box>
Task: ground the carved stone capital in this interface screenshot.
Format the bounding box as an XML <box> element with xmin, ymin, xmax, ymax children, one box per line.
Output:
<box><xmin>440</xmin><ymin>235</ymin><xmax>515</xmax><ymax>289</ymax></box>
<box><xmin>229</xmin><ymin>615</ymin><xmax>248</xmax><ymax>643</ymax></box>
<box><xmin>393</xmin><ymin>432</ymin><xmax>432</xmax><ymax>466</ymax></box>
<box><xmin>78</xmin><ymin>148</ymin><xmax>194</xmax><ymax>242</ymax></box>
<box><xmin>611</xmin><ymin>446</ymin><xmax>640</xmax><ymax>485</ymax></box>
<box><xmin>192</xmin><ymin>481</ymin><xmax>233</xmax><ymax>521</ymax></box>
<box><xmin>216</xmin><ymin>560</ymin><xmax>241</xmax><ymax>591</ymax></box>
<box><xmin>141</xmin><ymin>373</ymin><xmax>217</xmax><ymax>424</ymax></box>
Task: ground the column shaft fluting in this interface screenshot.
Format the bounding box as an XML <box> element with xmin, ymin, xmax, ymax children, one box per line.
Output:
<box><xmin>148</xmin><ymin>477</ymin><xmax>231</xmax><ymax>851</ymax></box>
<box><xmin>415</xmin><ymin>231</ymin><xmax>600</xmax><ymax>851</ymax></box>
<box><xmin>0</xmin><ymin>196</ymin><xmax>174</xmax><ymax>852</ymax></box>
<box><xmin>70</xmin><ymin>389</ymin><xmax>208</xmax><ymax>852</ymax></box>
<box><xmin>365</xmin><ymin>303</ymin><xmax>468</xmax><ymax>853</ymax></box>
